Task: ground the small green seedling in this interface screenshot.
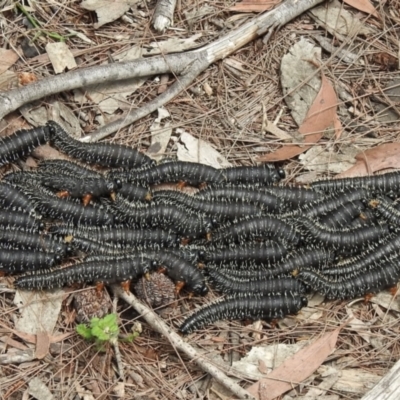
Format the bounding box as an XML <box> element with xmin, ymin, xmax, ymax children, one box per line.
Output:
<box><xmin>77</xmin><ymin>314</ymin><xmax>140</xmax><ymax>351</ymax></box>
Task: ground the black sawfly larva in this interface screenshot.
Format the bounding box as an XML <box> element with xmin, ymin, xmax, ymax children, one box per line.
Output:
<box><xmin>179</xmin><ymin>293</ymin><xmax>307</xmax><ymax>334</ymax></box>
<box><xmin>318</xmin><ymin>201</ymin><xmax>365</xmax><ymax>229</ymax></box>
<box><xmin>222</xmin><ymin>164</ymin><xmax>284</xmax><ymax>185</ymax></box>
<box><xmin>14</xmin><ymin>255</ymin><xmax>154</xmax><ymax>290</ymax></box>
<box><xmin>0</xmin><ymin>209</ymin><xmax>44</xmax><ymax>232</ymax></box>
<box><xmin>0</xmin><ymin>125</ymin><xmax>50</xmax><ymax>167</ymax></box>
<box><xmin>47</xmin><ymin>120</ymin><xmax>153</xmax><ymax>168</ymax></box>
<box><xmin>0</xmin><ymin>182</ymin><xmax>39</xmax><ymax>217</ymax></box>
<box><xmin>296</xmin><ymin>263</ymin><xmax>400</xmax><ymax>300</ymax></box>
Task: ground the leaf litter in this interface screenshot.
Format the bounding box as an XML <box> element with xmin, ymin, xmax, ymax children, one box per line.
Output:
<box><xmin>1</xmin><ymin>0</ymin><xmax>400</xmax><ymax>398</ymax></box>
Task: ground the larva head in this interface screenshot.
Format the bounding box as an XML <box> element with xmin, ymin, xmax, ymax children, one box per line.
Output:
<box><xmin>54</xmin><ymin>254</ymin><xmax>62</xmax><ymax>263</ymax></box>
<box><xmin>300</xmin><ymin>296</ymin><xmax>308</xmax><ymax>307</ymax></box>
<box><xmin>192</xmin><ymin>282</ymin><xmax>209</xmax><ymax>296</ymax></box>
<box><xmin>109</xmin><ymin>179</ymin><xmax>123</xmax><ymax>191</ymax></box>
<box><xmin>277</xmin><ymin>167</ymin><xmax>286</xmax><ymax>179</ymax></box>
<box><xmin>46</xmin><ymin>120</ymin><xmax>60</xmax><ymax>136</ymax></box>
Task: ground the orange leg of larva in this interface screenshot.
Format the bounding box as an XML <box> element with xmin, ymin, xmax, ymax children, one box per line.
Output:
<box><xmin>64</xmin><ymin>235</ymin><xmax>73</xmax><ymax>243</ymax></box>
<box><xmin>176</xmin><ymin>181</ymin><xmax>186</xmax><ymax>190</ymax></box>
<box><xmin>181</xmin><ymin>238</ymin><xmax>190</xmax><ymax>246</ymax></box>
<box><xmin>157</xmin><ymin>266</ymin><xmax>167</xmax><ymax>274</ymax></box>
<box><xmin>197</xmin><ymin>262</ymin><xmax>206</xmax><ymax>269</ymax></box>
<box><xmin>359</xmin><ymin>212</ymin><xmax>368</xmax><ymax>221</ymax></box>
<box><xmin>364</xmin><ymin>293</ymin><xmax>374</xmax><ymax>303</ymax></box>
<box><xmin>368</xmin><ymin>199</ymin><xmax>379</xmax><ymax>208</ymax></box>
<box><xmin>291</xmin><ymin>269</ymin><xmax>300</xmax><ymax>277</ymax></box>
<box><xmin>57</xmin><ymin>190</ymin><xmax>69</xmax><ymax>198</ymax></box>
<box><xmin>82</xmin><ymin>194</ymin><xmax>92</xmax><ymax>206</ymax></box>
<box><xmin>270</xmin><ymin>319</ymin><xmax>278</xmax><ymax>328</ymax></box>
<box><xmin>198</xmin><ymin>182</ymin><xmax>207</xmax><ymax>190</ymax></box>
<box><xmin>109</xmin><ymin>192</ymin><xmax>116</xmax><ymax>202</ymax></box>
<box><xmin>95</xmin><ymin>282</ymin><xmax>105</xmax><ymax>294</ymax></box>
<box><xmin>144</xmin><ymin>192</ymin><xmax>153</xmax><ymax>201</ymax></box>
<box><xmin>206</xmin><ymin>232</ymin><xmax>212</xmax><ymax>241</ymax></box>
<box><xmin>0</xmin><ymin>271</ymin><xmax>6</xmax><ymax>277</ymax></box>
<box><xmin>389</xmin><ymin>286</ymin><xmax>399</xmax><ymax>296</ymax></box>
<box><xmin>174</xmin><ymin>281</ymin><xmax>185</xmax><ymax>296</ymax></box>
<box><xmin>120</xmin><ymin>280</ymin><xmax>131</xmax><ymax>292</ymax></box>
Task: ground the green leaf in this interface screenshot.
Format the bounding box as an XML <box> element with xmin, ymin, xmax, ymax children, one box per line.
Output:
<box><xmin>92</xmin><ymin>326</ymin><xmax>110</xmax><ymax>341</ymax></box>
<box><xmin>76</xmin><ymin>324</ymin><xmax>93</xmax><ymax>340</ymax></box>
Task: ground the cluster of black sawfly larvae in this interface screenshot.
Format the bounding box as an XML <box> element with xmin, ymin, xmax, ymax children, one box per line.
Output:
<box><xmin>1</xmin><ymin>120</ymin><xmax>400</xmax><ymax>334</ymax></box>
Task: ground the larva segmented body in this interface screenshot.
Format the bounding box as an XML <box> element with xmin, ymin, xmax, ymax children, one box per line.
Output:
<box><xmin>223</xmin><ymin>164</ymin><xmax>284</xmax><ymax>185</ymax></box>
<box><xmin>311</xmin><ymin>171</ymin><xmax>400</xmax><ymax>194</ymax></box>
<box><xmin>199</xmin><ymin>241</ymin><xmax>287</xmax><ymax>264</ymax></box>
<box><xmin>0</xmin><ymin>230</ymin><xmax>67</xmax><ymax>255</ymax></box>
<box><xmin>25</xmin><ymin>185</ymin><xmax>115</xmax><ymax>226</ymax></box>
<box><xmin>211</xmin><ymin>216</ymin><xmax>300</xmax><ymax>245</ymax></box>
<box><xmin>14</xmin><ymin>256</ymin><xmax>154</xmax><ymax>290</ymax></box>
<box><xmin>179</xmin><ymin>293</ymin><xmax>307</xmax><ymax>334</ymax></box>
<box><xmin>152</xmin><ymin>190</ymin><xmax>263</xmax><ymax>220</ymax></box>
<box><xmin>51</xmin><ymin>225</ymin><xmax>178</xmax><ymax>248</ymax></box>
<box><xmin>318</xmin><ymin>201</ymin><xmax>365</xmax><ymax>229</ymax></box>
<box><xmin>144</xmin><ymin>250</ymin><xmax>208</xmax><ymax>296</ymax></box>
<box><xmin>111</xmin><ymin>199</ymin><xmax>212</xmax><ymax>238</ymax></box>
<box><xmin>298</xmin><ymin>217</ymin><xmax>389</xmax><ymax>250</ymax></box>
<box><xmin>47</xmin><ymin>120</ymin><xmax>153</xmax><ymax>168</ymax></box>
<box><xmin>0</xmin><ymin>249</ymin><xmax>60</xmax><ymax>273</ymax></box>
<box><xmin>297</xmin><ymin>263</ymin><xmax>400</xmax><ymax>299</ymax></box>
<box><xmin>208</xmin><ymin>271</ymin><xmax>306</xmax><ymax>295</ymax></box>
<box><xmin>0</xmin><ymin>125</ymin><xmax>50</xmax><ymax>167</ymax></box>
<box><xmin>370</xmin><ymin>197</ymin><xmax>400</xmax><ymax>226</ymax></box>
<box><xmin>0</xmin><ymin>209</ymin><xmax>44</xmax><ymax>232</ymax></box>
<box><xmin>37</xmin><ymin>159</ymin><xmax>104</xmax><ymax>179</ymax></box>
<box><xmin>118</xmin><ymin>183</ymin><xmax>152</xmax><ymax>202</ymax></box>
<box><xmin>0</xmin><ymin>182</ymin><xmax>39</xmax><ymax>217</ymax></box>
<box><xmin>110</xmin><ymin>161</ymin><xmax>225</xmax><ymax>187</ymax></box>
<box><xmin>323</xmin><ymin>234</ymin><xmax>400</xmax><ymax>276</ymax></box>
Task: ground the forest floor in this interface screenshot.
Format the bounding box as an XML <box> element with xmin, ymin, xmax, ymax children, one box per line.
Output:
<box><xmin>0</xmin><ymin>0</ymin><xmax>400</xmax><ymax>399</ymax></box>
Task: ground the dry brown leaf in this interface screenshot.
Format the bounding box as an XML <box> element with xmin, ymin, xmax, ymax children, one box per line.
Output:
<box><xmin>247</xmin><ymin>328</ymin><xmax>340</xmax><ymax>400</ymax></box>
<box><xmin>336</xmin><ymin>143</ymin><xmax>400</xmax><ymax>178</ymax></box>
<box><xmin>0</xmin><ymin>49</ymin><xmax>19</xmax><ymax>74</ymax></box>
<box><xmin>35</xmin><ymin>331</ymin><xmax>50</xmax><ymax>360</ymax></box>
<box><xmin>229</xmin><ymin>0</ymin><xmax>281</xmax><ymax>13</ymax></box>
<box><xmin>258</xmin><ymin>74</ymin><xmax>341</xmax><ymax>162</ymax></box>
<box><xmin>343</xmin><ymin>0</ymin><xmax>380</xmax><ymax>19</ymax></box>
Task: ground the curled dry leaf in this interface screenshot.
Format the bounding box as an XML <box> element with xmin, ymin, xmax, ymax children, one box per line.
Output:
<box><xmin>336</xmin><ymin>143</ymin><xmax>400</xmax><ymax>179</ymax></box>
<box><xmin>343</xmin><ymin>0</ymin><xmax>380</xmax><ymax>19</ymax></box>
<box><xmin>258</xmin><ymin>75</ymin><xmax>342</xmax><ymax>162</ymax></box>
<box><xmin>246</xmin><ymin>327</ymin><xmax>341</xmax><ymax>400</ymax></box>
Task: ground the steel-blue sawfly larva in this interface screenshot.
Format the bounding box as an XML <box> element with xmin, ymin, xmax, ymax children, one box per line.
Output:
<box><xmin>323</xmin><ymin>234</ymin><xmax>400</xmax><ymax>276</ymax></box>
<box><xmin>297</xmin><ymin>216</ymin><xmax>390</xmax><ymax>250</ymax></box>
<box><xmin>0</xmin><ymin>229</ymin><xmax>68</xmax><ymax>255</ymax></box>
<box><xmin>13</xmin><ymin>255</ymin><xmax>154</xmax><ymax>290</ymax></box>
<box><xmin>0</xmin><ymin>209</ymin><xmax>44</xmax><ymax>232</ymax></box>
<box><xmin>222</xmin><ymin>164</ymin><xmax>284</xmax><ymax>185</ymax></box>
<box><xmin>0</xmin><ymin>182</ymin><xmax>39</xmax><ymax>217</ymax></box>
<box><xmin>0</xmin><ymin>248</ymin><xmax>60</xmax><ymax>273</ymax></box>
<box><xmin>47</xmin><ymin>120</ymin><xmax>153</xmax><ymax>168</ymax></box>
<box><xmin>318</xmin><ymin>200</ymin><xmax>365</xmax><ymax>229</ymax></box>
<box><xmin>50</xmin><ymin>225</ymin><xmax>179</xmax><ymax>248</ymax></box>
<box><xmin>198</xmin><ymin>241</ymin><xmax>288</xmax><ymax>264</ymax></box>
<box><xmin>179</xmin><ymin>293</ymin><xmax>307</xmax><ymax>334</ymax></box>
<box><xmin>296</xmin><ymin>263</ymin><xmax>400</xmax><ymax>299</ymax></box>
<box><xmin>24</xmin><ymin>184</ymin><xmax>115</xmax><ymax>226</ymax></box>
<box><xmin>109</xmin><ymin>161</ymin><xmax>225</xmax><ymax>187</ymax></box>
<box><xmin>0</xmin><ymin>125</ymin><xmax>50</xmax><ymax>167</ymax></box>
<box><xmin>152</xmin><ymin>190</ymin><xmax>264</xmax><ymax>220</ymax></box>
<box><xmin>211</xmin><ymin>216</ymin><xmax>300</xmax><ymax>245</ymax></box>
<box><xmin>110</xmin><ymin>199</ymin><xmax>212</xmax><ymax>239</ymax></box>
<box><xmin>311</xmin><ymin>171</ymin><xmax>400</xmax><ymax>194</ymax></box>
<box><xmin>208</xmin><ymin>271</ymin><xmax>306</xmax><ymax>295</ymax></box>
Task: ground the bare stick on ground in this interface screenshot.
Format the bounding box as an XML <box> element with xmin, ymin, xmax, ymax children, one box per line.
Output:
<box><xmin>111</xmin><ymin>285</ymin><xmax>257</xmax><ymax>400</ymax></box>
<box><xmin>152</xmin><ymin>0</ymin><xmax>177</xmax><ymax>32</ymax></box>
<box><xmin>0</xmin><ymin>0</ymin><xmax>326</xmax><ymax>140</ymax></box>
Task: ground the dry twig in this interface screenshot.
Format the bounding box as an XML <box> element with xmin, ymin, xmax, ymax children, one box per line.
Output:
<box><xmin>111</xmin><ymin>285</ymin><xmax>257</xmax><ymax>400</ymax></box>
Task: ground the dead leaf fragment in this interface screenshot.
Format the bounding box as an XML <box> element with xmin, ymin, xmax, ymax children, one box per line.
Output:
<box><xmin>337</xmin><ymin>143</ymin><xmax>400</xmax><ymax>178</ymax></box>
<box><xmin>35</xmin><ymin>331</ymin><xmax>51</xmax><ymax>359</ymax></box>
<box><xmin>46</xmin><ymin>42</ymin><xmax>77</xmax><ymax>74</ymax></box>
<box><xmin>247</xmin><ymin>328</ymin><xmax>340</xmax><ymax>400</ymax></box>
<box><xmin>148</xmin><ymin>108</ymin><xmax>172</xmax><ymax>161</ymax></box>
<box><xmin>28</xmin><ymin>377</ymin><xmax>54</xmax><ymax>400</ymax></box>
<box><xmin>18</xmin><ymin>72</ymin><xmax>37</xmax><ymax>86</ymax></box>
<box><xmin>259</xmin><ymin>74</ymin><xmax>341</xmax><ymax>162</ymax></box>
<box><xmin>343</xmin><ymin>0</ymin><xmax>380</xmax><ymax>19</ymax></box>
<box><xmin>229</xmin><ymin>0</ymin><xmax>281</xmax><ymax>13</ymax></box>
<box><xmin>0</xmin><ymin>48</ymin><xmax>19</xmax><ymax>74</ymax></box>
<box><xmin>81</xmin><ymin>0</ymin><xmax>137</xmax><ymax>28</ymax></box>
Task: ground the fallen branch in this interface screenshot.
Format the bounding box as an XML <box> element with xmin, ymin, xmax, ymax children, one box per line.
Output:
<box><xmin>152</xmin><ymin>0</ymin><xmax>177</xmax><ymax>32</ymax></box>
<box><xmin>0</xmin><ymin>0</ymin><xmax>326</xmax><ymax>140</ymax></box>
<box><xmin>111</xmin><ymin>285</ymin><xmax>257</xmax><ymax>400</ymax></box>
